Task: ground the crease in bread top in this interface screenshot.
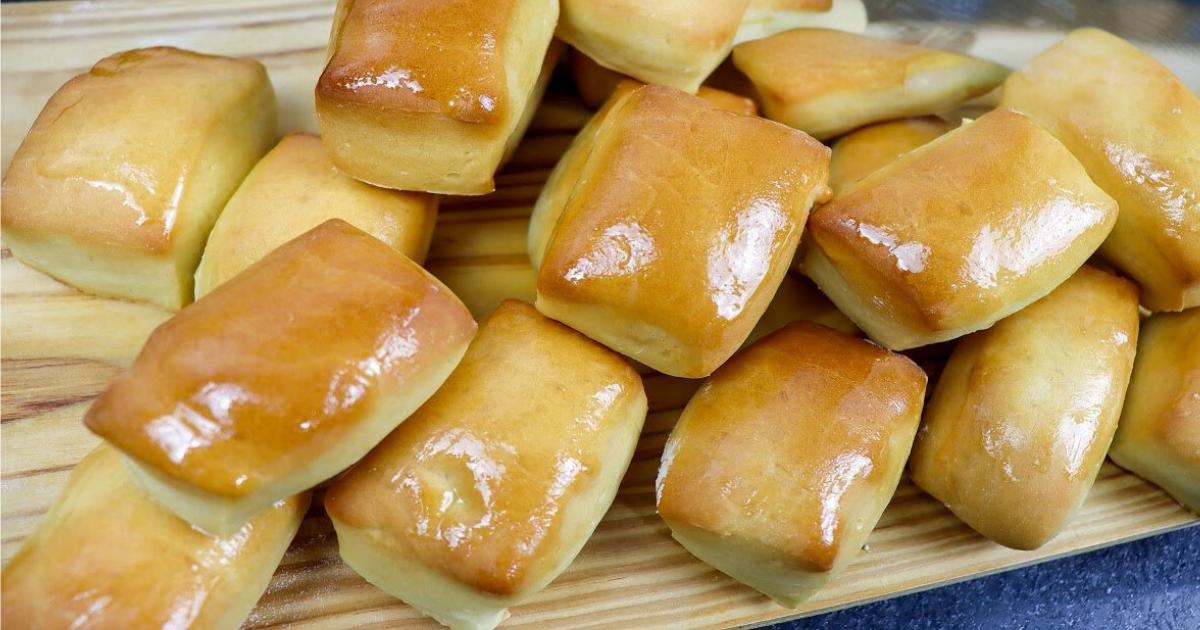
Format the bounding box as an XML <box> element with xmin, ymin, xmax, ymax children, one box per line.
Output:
<box><xmin>536</xmin><ymin>84</ymin><xmax>830</xmax><ymax>377</ymax></box>
<box><xmin>325</xmin><ymin>300</ymin><xmax>647</xmax><ymax>598</ymax></box>
<box><xmin>318</xmin><ymin>0</ymin><xmax>515</xmax><ymax>124</ymax></box>
<box><xmin>656</xmin><ymin>322</ymin><xmax>925</xmax><ymax>584</ymax></box>
<box><xmin>84</xmin><ymin>220</ymin><xmax>477</xmax><ymax>498</ymax></box>
<box><xmin>805</xmin><ymin>108</ymin><xmax>1118</xmax><ymax>349</ymax></box>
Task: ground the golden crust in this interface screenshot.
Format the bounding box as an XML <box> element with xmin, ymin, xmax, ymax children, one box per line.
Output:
<box><xmin>536</xmin><ymin>85</ymin><xmax>830</xmax><ymax>377</ymax></box>
<box><xmin>194</xmin><ymin>133</ymin><xmax>437</xmax><ymax>297</ymax></box>
<box><xmin>828</xmin><ymin>116</ymin><xmax>953</xmax><ymax>195</ymax></box>
<box><xmin>557</xmin><ymin>0</ymin><xmax>750</xmax><ymax>92</ymax></box>
<box><xmin>732</xmin><ymin>28</ymin><xmax>1008</xmax><ymax>139</ymax></box>
<box><xmin>909</xmin><ymin>267</ymin><xmax>1140</xmax><ymax>549</ymax></box>
<box><xmin>0</xmin><ymin>445</ymin><xmax>308</xmax><ymax>630</ymax></box>
<box><xmin>804</xmin><ymin>108</ymin><xmax>1118</xmax><ymax>350</ymax></box>
<box><xmin>85</xmin><ymin>220</ymin><xmax>477</xmax><ymax>498</ymax></box>
<box><xmin>1109</xmin><ymin>309</ymin><xmax>1200</xmax><ymax>513</ymax></box>
<box><xmin>326</xmin><ymin>300</ymin><xmax>647</xmax><ymax>597</ymax></box>
<box><xmin>1001</xmin><ymin>28</ymin><xmax>1200</xmax><ymax>311</ymax></box>
<box><xmin>657</xmin><ymin>321</ymin><xmax>925</xmax><ymax>576</ymax></box>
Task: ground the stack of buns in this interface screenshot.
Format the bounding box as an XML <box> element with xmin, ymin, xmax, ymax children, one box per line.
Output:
<box><xmin>1</xmin><ymin>0</ymin><xmax>1196</xmax><ymax>627</ymax></box>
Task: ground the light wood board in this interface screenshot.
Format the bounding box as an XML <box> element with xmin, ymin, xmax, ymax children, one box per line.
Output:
<box><xmin>1</xmin><ymin>2</ymin><xmax>1196</xmax><ymax>628</ymax></box>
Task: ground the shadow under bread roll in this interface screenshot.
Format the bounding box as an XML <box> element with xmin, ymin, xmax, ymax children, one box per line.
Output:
<box><xmin>1</xmin><ymin>444</ymin><xmax>307</xmax><ymax>630</ymax></box>
<box><xmin>325</xmin><ymin>301</ymin><xmax>647</xmax><ymax>630</ymax></box>
<box><xmin>1109</xmin><ymin>309</ymin><xmax>1200</xmax><ymax>514</ymax></box>
<box><xmin>909</xmin><ymin>266</ymin><xmax>1140</xmax><ymax>550</ymax></box>
<box><xmin>656</xmin><ymin>321</ymin><xmax>927</xmax><ymax>606</ymax></box>
<box><xmin>85</xmin><ymin>220</ymin><xmax>477</xmax><ymax>535</ymax></box>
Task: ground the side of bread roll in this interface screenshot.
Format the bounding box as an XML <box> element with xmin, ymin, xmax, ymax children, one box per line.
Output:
<box><xmin>735</xmin><ymin>0</ymin><xmax>868</xmax><ymax>45</ymax></box>
<box><xmin>909</xmin><ymin>266</ymin><xmax>1140</xmax><ymax>550</ymax></box>
<box><xmin>827</xmin><ymin>116</ymin><xmax>953</xmax><ymax>196</ymax></box>
<box><xmin>1</xmin><ymin>445</ymin><xmax>307</xmax><ymax>630</ymax></box>
<box><xmin>732</xmin><ymin>29</ymin><xmax>1008</xmax><ymax>140</ymax></box>
<box><xmin>84</xmin><ymin>220</ymin><xmax>477</xmax><ymax>535</ymax></box>
<box><xmin>557</xmin><ymin>0</ymin><xmax>750</xmax><ymax>93</ymax></box>
<box><xmin>195</xmin><ymin>133</ymin><xmax>437</xmax><ymax>297</ymax></box>
<box><xmin>803</xmin><ymin>108</ymin><xmax>1118</xmax><ymax>350</ymax></box>
<box><xmin>315</xmin><ymin>0</ymin><xmax>559</xmax><ymax>194</ymax></box>
<box><xmin>326</xmin><ymin>301</ymin><xmax>647</xmax><ymax>630</ymax></box>
<box><xmin>657</xmin><ymin>321</ymin><xmax>926</xmax><ymax>606</ymax></box>
<box><xmin>1002</xmin><ymin>28</ymin><xmax>1200</xmax><ymax>312</ymax></box>
<box><xmin>535</xmin><ymin>84</ymin><xmax>830</xmax><ymax>378</ymax></box>
<box><xmin>1</xmin><ymin>46</ymin><xmax>275</xmax><ymax>310</ymax></box>
<box><xmin>1109</xmin><ymin>309</ymin><xmax>1200</xmax><ymax>513</ymax></box>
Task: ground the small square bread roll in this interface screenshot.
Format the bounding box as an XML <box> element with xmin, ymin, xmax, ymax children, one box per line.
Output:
<box><xmin>803</xmin><ymin>108</ymin><xmax>1118</xmax><ymax>350</ymax></box>
<box><xmin>735</xmin><ymin>0</ymin><xmax>868</xmax><ymax>45</ymax></box>
<box><xmin>534</xmin><ymin>84</ymin><xmax>830</xmax><ymax>378</ymax></box>
<box><xmin>1109</xmin><ymin>309</ymin><xmax>1200</xmax><ymax>514</ymax></box>
<box><xmin>827</xmin><ymin>116</ymin><xmax>953</xmax><ymax>196</ymax></box>
<box><xmin>557</xmin><ymin>0</ymin><xmax>750</xmax><ymax>93</ymax></box>
<box><xmin>1002</xmin><ymin>28</ymin><xmax>1200</xmax><ymax>312</ymax></box>
<box><xmin>0</xmin><ymin>47</ymin><xmax>275</xmax><ymax>310</ymax></box>
<box><xmin>908</xmin><ymin>266</ymin><xmax>1140</xmax><ymax>550</ymax></box>
<box><xmin>732</xmin><ymin>29</ymin><xmax>1008</xmax><ymax>140</ymax></box>
<box><xmin>1</xmin><ymin>445</ymin><xmax>307</xmax><ymax>630</ymax></box>
<box><xmin>325</xmin><ymin>301</ymin><xmax>647</xmax><ymax>630</ymax></box>
<box><xmin>315</xmin><ymin>0</ymin><xmax>559</xmax><ymax>195</ymax></box>
<box><xmin>194</xmin><ymin>133</ymin><xmax>437</xmax><ymax>297</ymax></box>
<box><xmin>84</xmin><ymin>220</ymin><xmax>477</xmax><ymax>535</ymax></box>
<box><xmin>656</xmin><ymin>321</ymin><xmax>926</xmax><ymax>606</ymax></box>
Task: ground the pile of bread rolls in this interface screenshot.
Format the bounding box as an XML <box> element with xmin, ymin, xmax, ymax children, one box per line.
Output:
<box><xmin>2</xmin><ymin>0</ymin><xmax>1197</xmax><ymax>628</ymax></box>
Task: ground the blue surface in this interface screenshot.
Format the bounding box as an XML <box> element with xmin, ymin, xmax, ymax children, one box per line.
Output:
<box><xmin>768</xmin><ymin>524</ymin><xmax>1200</xmax><ymax>630</ymax></box>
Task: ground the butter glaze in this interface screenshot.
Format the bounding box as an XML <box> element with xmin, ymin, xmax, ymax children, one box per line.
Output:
<box><xmin>909</xmin><ymin>266</ymin><xmax>1140</xmax><ymax>550</ymax></box>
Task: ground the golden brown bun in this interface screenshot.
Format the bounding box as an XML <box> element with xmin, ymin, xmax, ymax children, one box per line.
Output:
<box><xmin>0</xmin><ymin>47</ymin><xmax>275</xmax><ymax>310</ymax></box>
<box><xmin>657</xmin><ymin>321</ymin><xmax>926</xmax><ymax>606</ymax></box>
<box><xmin>195</xmin><ymin>133</ymin><xmax>437</xmax><ymax>297</ymax></box>
<box><xmin>828</xmin><ymin>116</ymin><xmax>953</xmax><ymax>196</ymax></box>
<box><xmin>557</xmin><ymin>0</ymin><xmax>750</xmax><ymax>93</ymax></box>
<box><xmin>909</xmin><ymin>267</ymin><xmax>1140</xmax><ymax>550</ymax></box>
<box><xmin>744</xmin><ymin>272</ymin><xmax>859</xmax><ymax>346</ymax></box>
<box><xmin>1002</xmin><ymin>28</ymin><xmax>1200</xmax><ymax>311</ymax></box>
<box><xmin>1109</xmin><ymin>309</ymin><xmax>1200</xmax><ymax>514</ymax></box>
<box><xmin>803</xmin><ymin>108</ymin><xmax>1118</xmax><ymax>350</ymax></box>
<box><xmin>85</xmin><ymin>220</ymin><xmax>476</xmax><ymax>534</ymax></box>
<box><xmin>534</xmin><ymin>84</ymin><xmax>830</xmax><ymax>378</ymax></box>
<box><xmin>733</xmin><ymin>29</ymin><xmax>1008</xmax><ymax>139</ymax></box>
<box><xmin>326</xmin><ymin>301</ymin><xmax>647</xmax><ymax>630</ymax></box>
<box><xmin>1</xmin><ymin>445</ymin><xmax>307</xmax><ymax>630</ymax></box>
<box><xmin>315</xmin><ymin>0</ymin><xmax>558</xmax><ymax>194</ymax></box>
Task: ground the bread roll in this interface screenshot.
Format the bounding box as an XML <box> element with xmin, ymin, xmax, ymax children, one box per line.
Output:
<box><xmin>569</xmin><ymin>52</ymin><xmax>760</xmax><ymax>113</ymax></box>
<box><xmin>656</xmin><ymin>321</ymin><xmax>926</xmax><ymax>606</ymax></box>
<box><xmin>1109</xmin><ymin>309</ymin><xmax>1200</xmax><ymax>514</ymax></box>
<box><xmin>745</xmin><ymin>273</ymin><xmax>859</xmax><ymax>346</ymax></box>
<box><xmin>1</xmin><ymin>47</ymin><xmax>275</xmax><ymax>310</ymax></box>
<box><xmin>1002</xmin><ymin>28</ymin><xmax>1200</xmax><ymax>311</ymax></box>
<box><xmin>84</xmin><ymin>220</ymin><xmax>476</xmax><ymax>535</ymax></box>
<box><xmin>909</xmin><ymin>267</ymin><xmax>1140</xmax><ymax>549</ymax></box>
<box><xmin>533</xmin><ymin>84</ymin><xmax>830</xmax><ymax>378</ymax></box>
<box><xmin>735</xmin><ymin>0</ymin><xmax>868</xmax><ymax>45</ymax></box>
<box><xmin>803</xmin><ymin>108</ymin><xmax>1118</xmax><ymax>350</ymax></box>
<box><xmin>315</xmin><ymin>0</ymin><xmax>559</xmax><ymax>194</ymax></box>
<box><xmin>1</xmin><ymin>445</ymin><xmax>307</xmax><ymax>630</ymax></box>
<box><xmin>557</xmin><ymin>0</ymin><xmax>750</xmax><ymax>93</ymax></box>
<box><xmin>828</xmin><ymin>117</ymin><xmax>953</xmax><ymax>196</ymax></box>
<box><xmin>325</xmin><ymin>301</ymin><xmax>647</xmax><ymax>630</ymax></box>
<box><xmin>194</xmin><ymin>133</ymin><xmax>437</xmax><ymax>297</ymax></box>
<box><xmin>733</xmin><ymin>29</ymin><xmax>1008</xmax><ymax>140</ymax></box>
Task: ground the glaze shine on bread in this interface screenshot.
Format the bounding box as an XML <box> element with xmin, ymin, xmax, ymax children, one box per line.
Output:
<box><xmin>803</xmin><ymin>108</ymin><xmax>1118</xmax><ymax>350</ymax></box>
<box><xmin>85</xmin><ymin>220</ymin><xmax>476</xmax><ymax>535</ymax></box>
<box><xmin>1002</xmin><ymin>28</ymin><xmax>1200</xmax><ymax>311</ymax></box>
<box><xmin>326</xmin><ymin>301</ymin><xmax>647</xmax><ymax>630</ymax></box>
<box><xmin>657</xmin><ymin>321</ymin><xmax>926</xmax><ymax>606</ymax></box>
<box><xmin>534</xmin><ymin>84</ymin><xmax>830</xmax><ymax>378</ymax></box>
<box><xmin>315</xmin><ymin>0</ymin><xmax>559</xmax><ymax>194</ymax></box>
<box><xmin>1</xmin><ymin>445</ymin><xmax>308</xmax><ymax>630</ymax></box>
<box><xmin>1</xmin><ymin>46</ymin><xmax>275</xmax><ymax>310</ymax></box>
<box><xmin>909</xmin><ymin>266</ymin><xmax>1140</xmax><ymax>550</ymax></box>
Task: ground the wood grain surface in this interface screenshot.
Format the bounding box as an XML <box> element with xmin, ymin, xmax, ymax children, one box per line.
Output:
<box><xmin>1</xmin><ymin>2</ymin><xmax>1196</xmax><ymax>628</ymax></box>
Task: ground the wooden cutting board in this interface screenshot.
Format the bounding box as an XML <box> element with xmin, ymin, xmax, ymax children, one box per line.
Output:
<box><xmin>2</xmin><ymin>2</ymin><xmax>1196</xmax><ymax>628</ymax></box>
